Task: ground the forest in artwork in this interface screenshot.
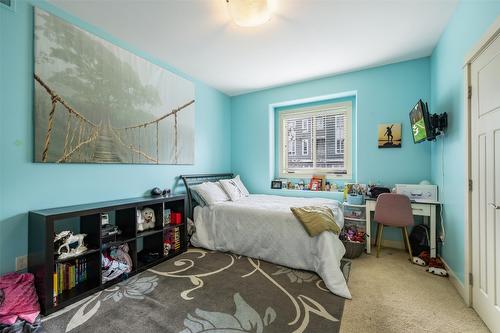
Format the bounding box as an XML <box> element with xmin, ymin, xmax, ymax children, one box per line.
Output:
<box><xmin>34</xmin><ymin>8</ymin><xmax>195</xmax><ymax>164</ymax></box>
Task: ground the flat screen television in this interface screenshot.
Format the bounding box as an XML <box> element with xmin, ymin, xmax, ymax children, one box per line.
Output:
<box><xmin>409</xmin><ymin>100</ymin><xmax>433</xmax><ymax>143</ymax></box>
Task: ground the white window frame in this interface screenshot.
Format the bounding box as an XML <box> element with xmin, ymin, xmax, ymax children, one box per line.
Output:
<box><xmin>278</xmin><ymin>101</ymin><xmax>352</xmax><ymax>179</ymax></box>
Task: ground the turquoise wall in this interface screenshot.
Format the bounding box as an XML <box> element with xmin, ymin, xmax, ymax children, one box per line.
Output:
<box><xmin>0</xmin><ymin>0</ymin><xmax>232</xmax><ymax>274</ymax></box>
<box><xmin>231</xmin><ymin>58</ymin><xmax>432</xmax><ymax>194</ymax></box>
<box><xmin>430</xmin><ymin>0</ymin><xmax>500</xmax><ymax>283</ymax></box>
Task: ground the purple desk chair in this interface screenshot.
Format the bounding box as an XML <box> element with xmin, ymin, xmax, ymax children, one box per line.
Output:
<box><xmin>374</xmin><ymin>193</ymin><xmax>414</xmax><ymax>260</ymax></box>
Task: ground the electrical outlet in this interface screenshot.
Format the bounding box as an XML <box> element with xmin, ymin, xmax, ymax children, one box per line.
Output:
<box><xmin>15</xmin><ymin>255</ymin><xmax>27</xmax><ymax>271</ymax></box>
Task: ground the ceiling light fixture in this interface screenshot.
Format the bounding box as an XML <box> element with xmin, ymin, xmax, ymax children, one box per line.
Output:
<box><xmin>226</xmin><ymin>0</ymin><xmax>273</xmax><ymax>27</ymax></box>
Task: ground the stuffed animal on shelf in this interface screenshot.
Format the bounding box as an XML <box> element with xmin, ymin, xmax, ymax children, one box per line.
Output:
<box><xmin>137</xmin><ymin>207</ymin><xmax>156</xmax><ymax>232</ymax></box>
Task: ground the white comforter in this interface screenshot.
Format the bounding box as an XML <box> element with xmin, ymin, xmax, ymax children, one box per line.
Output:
<box><xmin>191</xmin><ymin>194</ymin><xmax>351</xmax><ymax>299</ymax></box>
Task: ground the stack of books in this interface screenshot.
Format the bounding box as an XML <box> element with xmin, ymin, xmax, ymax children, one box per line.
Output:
<box><xmin>174</xmin><ymin>227</ymin><xmax>181</xmax><ymax>252</ymax></box>
<box><xmin>53</xmin><ymin>258</ymin><xmax>87</xmax><ymax>305</ymax></box>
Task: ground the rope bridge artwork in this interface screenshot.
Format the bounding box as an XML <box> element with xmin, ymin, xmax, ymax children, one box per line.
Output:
<box><xmin>34</xmin><ymin>8</ymin><xmax>195</xmax><ymax>164</ymax></box>
<box><xmin>35</xmin><ymin>74</ymin><xmax>101</xmax><ymax>163</ymax></box>
<box><xmin>111</xmin><ymin>99</ymin><xmax>195</xmax><ymax>164</ymax></box>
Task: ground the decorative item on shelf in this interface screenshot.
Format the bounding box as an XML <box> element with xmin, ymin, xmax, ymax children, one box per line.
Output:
<box><xmin>313</xmin><ymin>175</ymin><xmax>326</xmax><ymax>190</ymax></box>
<box><xmin>163</xmin><ymin>188</ymin><xmax>171</xmax><ymax>197</ymax></box>
<box><xmin>287</xmin><ymin>181</ymin><xmax>294</xmax><ymax>189</ymax></box>
<box><xmin>163</xmin><ymin>241</ymin><xmax>172</xmax><ymax>256</ymax></box>
<box><xmin>171</xmin><ymin>212</ymin><xmax>182</xmax><ymax>225</ymax></box>
<box><xmin>101</xmin><ymin>224</ymin><xmax>122</xmax><ymax>244</ymax></box>
<box><xmin>151</xmin><ymin>187</ymin><xmax>163</xmax><ymax>196</ymax></box>
<box><xmin>54</xmin><ymin>231</ymin><xmax>88</xmax><ymax>260</ymax></box>
<box><xmin>298</xmin><ymin>180</ymin><xmax>305</xmax><ymax>190</ymax></box>
<box><xmin>164</xmin><ymin>209</ymin><xmax>171</xmax><ymax>227</ymax></box>
<box><xmin>271</xmin><ymin>180</ymin><xmax>282</xmax><ymax>189</ymax></box>
<box><xmin>309</xmin><ymin>177</ymin><xmax>323</xmax><ymax>191</ymax></box>
<box><xmin>137</xmin><ymin>207</ymin><xmax>156</xmax><ymax>232</ymax></box>
<box><xmin>101</xmin><ymin>213</ymin><xmax>109</xmax><ymax>226</ymax></box>
<box><xmin>325</xmin><ymin>182</ymin><xmax>331</xmax><ymax>191</ymax></box>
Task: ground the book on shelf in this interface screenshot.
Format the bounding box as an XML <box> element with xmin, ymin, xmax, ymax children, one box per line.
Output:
<box><xmin>53</xmin><ymin>257</ymin><xmax>88</xmax><ymax>303</ymax></box>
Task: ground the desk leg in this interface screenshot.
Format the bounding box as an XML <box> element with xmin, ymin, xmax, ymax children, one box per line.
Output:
<box><xmin>430</xmin><ymin>206</ymin><xmax>436</xmax><ymax>258</ymax></box>
<box><xmin>366</xmin><ymin>206</ymin><xmax>371</xmax><ymax>254</ymax></box>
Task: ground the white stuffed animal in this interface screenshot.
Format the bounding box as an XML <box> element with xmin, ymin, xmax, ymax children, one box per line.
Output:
<box><xmin>137</xmin><ymin>207</ymin><xmax>156</xmax><ymax>232</ymax></box>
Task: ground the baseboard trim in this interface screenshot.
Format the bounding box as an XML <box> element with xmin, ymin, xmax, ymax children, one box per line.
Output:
<box><xmin>439</xmin><ymin>256</ymin><xmax>468</xmax><ymax>304</ymax></box>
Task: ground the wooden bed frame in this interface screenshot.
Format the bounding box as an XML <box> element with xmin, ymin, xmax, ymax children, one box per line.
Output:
<box><xmin>180</xmin><ymin>173</ymin><xmax>234</xmax><ymax>219</ymax></box>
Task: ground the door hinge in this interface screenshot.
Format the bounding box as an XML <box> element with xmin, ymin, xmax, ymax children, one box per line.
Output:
<box><xmin>469</xmin><ymin>272</ymin><xmax>473</xmax><ymax>286</ymax></box>
<box><xmin>468</xmin><ymin>86</ymin><xmax>472</xmax><ymax>99</ymax></box>
<box><xmin>469</xmin><ymin>179</ymin><xmax>473</xmax><ymax>192</ymax></box>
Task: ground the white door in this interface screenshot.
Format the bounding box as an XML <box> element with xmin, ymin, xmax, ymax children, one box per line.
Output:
<box><xmin>471</xmin><ymin>32</ymin><xmax>500</xmax><ymax>332</ymax></box>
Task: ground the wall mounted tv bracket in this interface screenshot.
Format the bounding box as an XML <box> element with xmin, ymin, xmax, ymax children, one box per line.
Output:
<box><xmin>429</xmin><ymin>112</ymin><xmax>448</xmax><ymax>139</ymax></box>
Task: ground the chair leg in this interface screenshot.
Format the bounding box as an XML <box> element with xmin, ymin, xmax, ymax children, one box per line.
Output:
<box><xmin>403</xmin><ymin>227</ymin><xmax>413</xmax><ymax>262</ymax></box>
<box><xmin>376</xmin><ymin>224</ymin><xmax>384</xmax><ymax>258</ymax></box>
<box><xmin>401</xmin><ymin>227</ymin><xmax>408</xmax><ymax>250</ymax></box>
<box><xmin>374</xmin><ymin>223</ymin><xmax>380</xmax><ymax>247</ymax></box>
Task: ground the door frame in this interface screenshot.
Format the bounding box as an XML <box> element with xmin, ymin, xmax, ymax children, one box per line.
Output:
<box><xmin>464</xmin><ymin>16</ymin><xmax>500</xmax><ymax>307</ymax></box>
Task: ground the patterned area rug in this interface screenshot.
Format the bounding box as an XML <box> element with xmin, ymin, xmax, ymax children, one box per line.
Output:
<box><xmin>43</xmin><ymin>248</ymin><xmax>351</xmax><ymax>333</ymax></box>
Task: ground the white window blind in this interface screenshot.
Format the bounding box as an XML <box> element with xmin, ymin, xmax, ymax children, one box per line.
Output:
<box><xmin>279</xmin><ymin>102</ymin><xmax>352</xmax><ymax>178</ymax></box>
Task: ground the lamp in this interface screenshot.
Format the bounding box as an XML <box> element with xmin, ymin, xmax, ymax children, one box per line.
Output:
<box><xmin>226</xmin><ymin>0</ymin><xmax>272</xmax><ymax>27</ymax></box>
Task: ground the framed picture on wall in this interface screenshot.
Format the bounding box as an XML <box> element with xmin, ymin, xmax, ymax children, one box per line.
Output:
<box><xmin>378</xmin><ymin>123</ymin><xmax>402</xmax><ymax>148</ymax></box>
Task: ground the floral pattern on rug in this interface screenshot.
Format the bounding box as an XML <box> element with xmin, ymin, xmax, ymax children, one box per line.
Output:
<box><xmin>43</xmin><ymin>248</ymin><xmax>349</xmax><ymax>333</ymax></box>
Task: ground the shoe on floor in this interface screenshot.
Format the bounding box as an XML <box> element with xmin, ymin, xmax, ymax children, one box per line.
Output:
<box><xmin>427</xmin><ymin>257</ymin><xmax>448</xmax><ymax>277</ymax></box>
<box><xmin>412</xmin><ymin>250</ymin><xmax>430</xmax><ymax>266</ymax></box>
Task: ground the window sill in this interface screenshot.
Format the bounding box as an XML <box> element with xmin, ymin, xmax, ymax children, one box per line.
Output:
<box><xmin>268</xmin><ymin>188</ymin><xmax>344</xmax><ymax>201</ymax></box>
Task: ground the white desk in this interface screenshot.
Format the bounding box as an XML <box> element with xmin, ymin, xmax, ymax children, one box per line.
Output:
<box><xmin>365</xmin><ymin>198</ymin><xmax>440</xmax><ymax>258</ymax></box>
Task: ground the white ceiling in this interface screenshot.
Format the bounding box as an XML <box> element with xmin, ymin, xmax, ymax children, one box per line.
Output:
<box><xmin>48</xmin><ymin>0</ymin><xmax>458</xmax><ymax>96</ymax></box>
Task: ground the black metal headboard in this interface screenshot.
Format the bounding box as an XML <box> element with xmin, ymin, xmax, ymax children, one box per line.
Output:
<box><xmin>180</xmin><ymin>173</ymin><xmax>234</xmax><ymax>219</ymax></box>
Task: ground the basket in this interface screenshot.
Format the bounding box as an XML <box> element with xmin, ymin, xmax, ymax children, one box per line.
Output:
<box><xmin>342</xmin><ymin>240</ymin><xmax>365</xmax><ymax>259</ymax></box>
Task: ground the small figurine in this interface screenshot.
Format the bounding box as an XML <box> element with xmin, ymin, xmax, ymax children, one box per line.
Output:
<box><xmin>54</xmin><ymin>231</ymin><xmax>88</xmax><ymax>259</ymax></box>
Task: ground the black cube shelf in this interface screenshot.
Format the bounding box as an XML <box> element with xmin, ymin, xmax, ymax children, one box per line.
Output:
<box><xmin>28</xmin><ymin>195</ymin><xmax>187</xmax><ymax>315</ymax></box>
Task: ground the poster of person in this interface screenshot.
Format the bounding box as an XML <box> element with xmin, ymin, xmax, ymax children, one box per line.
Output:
<box><xmin>378</xmin><ymin>123</ymin><xmax>402</xmax><ymax>148</ymax></box>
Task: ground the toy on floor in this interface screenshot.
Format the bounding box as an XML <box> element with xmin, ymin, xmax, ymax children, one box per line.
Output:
<box><xmin>54</xmin><ymin>231</ymin><xmax>88</xmax><ymax>260</ymax></box>
<box><xmin>137</xmin><ymin>207</ymin><xmax>156</xmax><ymax>232</ymax></box>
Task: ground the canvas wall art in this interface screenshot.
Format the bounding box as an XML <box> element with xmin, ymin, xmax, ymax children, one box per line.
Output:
<box><xmin>377</xmin><ymin>123</ymin><xmax>402</xmax><ymax>148</ymax></box>
<box><xmin>34</xmin><ymin>8</ymin><xmax>195</xmax><ymax>164</ymax></box>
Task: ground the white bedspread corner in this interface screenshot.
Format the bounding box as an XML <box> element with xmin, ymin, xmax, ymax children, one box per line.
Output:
<box><xmin>191</xmin><ymin>194</ymin><xmax>351</xmax><ymax>299</ymax></box>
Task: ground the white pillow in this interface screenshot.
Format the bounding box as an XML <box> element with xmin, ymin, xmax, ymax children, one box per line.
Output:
<box><xmin>220</xmin><ymin>175</ymin><xmax>250</xmax><ymax>201</ymax></box>
<box><xmin>191</xmin><ymin>182</ymin><xmax>229</xmax><ymax>205</ymax></box>
<box><xmin>234</xmin><ymin>175</ymin><xmax>250</xmax><ymax>196</ymax></box>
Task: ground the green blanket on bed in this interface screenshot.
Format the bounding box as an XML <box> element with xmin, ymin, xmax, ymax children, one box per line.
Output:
<box><xmin>290</xmin><ymin>206</ymin><xmax>341</xmax><ymax>237</ymax></box>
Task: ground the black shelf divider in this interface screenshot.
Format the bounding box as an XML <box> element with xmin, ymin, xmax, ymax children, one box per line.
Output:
<box><xmin>29</xmin><ymin>195</ymin><xmax>187</xmax><ymax>315</ymax></box>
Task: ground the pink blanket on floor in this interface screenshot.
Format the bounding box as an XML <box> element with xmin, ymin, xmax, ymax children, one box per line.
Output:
<box><xmin>0</xmin><ymin>273</ymin><xmax>40</xmax><ymax>325</ymax></box>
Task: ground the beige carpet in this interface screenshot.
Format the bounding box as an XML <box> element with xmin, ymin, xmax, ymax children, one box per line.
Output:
<box><xmin>340</xmin><ymin>248</ymin><xmax>488</xmax><ymax>333</ymax></box>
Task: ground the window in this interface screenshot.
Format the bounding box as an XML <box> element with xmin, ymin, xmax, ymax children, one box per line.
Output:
<box><xmin>302</xmin><ymin>119</ymin><xmax>309</xmax><ymax>133</ymax></box>
<box><xmin>279</xmin><ymin>101</ymin><xmax>352</xmax><ymax>178</ymax></box>
<box><xmin>302</xmin><ymin>139</ymin><xmax>309</xmax><ymax>156</ymax></box>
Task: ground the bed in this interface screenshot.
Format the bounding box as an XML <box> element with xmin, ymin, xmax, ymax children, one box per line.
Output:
<box><xmin>180</xmin><ymin>174</ymin><xmax>351</xmax><ymax>299</ymax></box>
